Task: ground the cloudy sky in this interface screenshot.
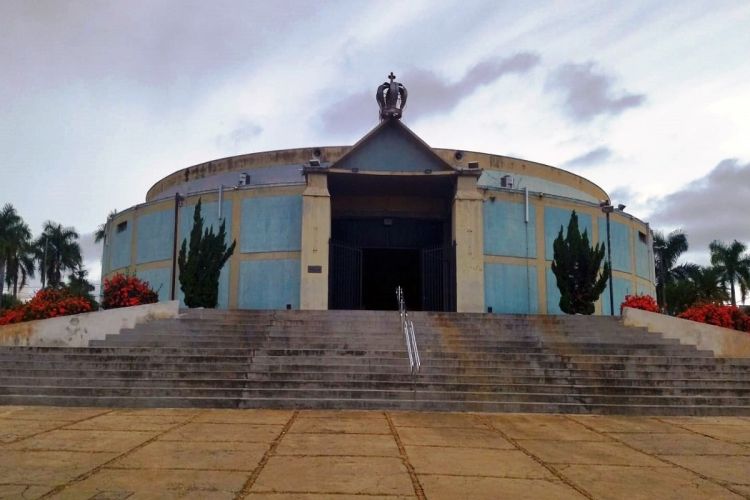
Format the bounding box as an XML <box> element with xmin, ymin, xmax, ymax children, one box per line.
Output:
<box><xmin>1</xmin><ymin>0</ymin><xmax>749</xmax><ymax>297</ymax></box>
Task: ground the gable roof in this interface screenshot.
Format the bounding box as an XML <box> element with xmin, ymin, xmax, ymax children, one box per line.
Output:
<box><xmin>330</xmin><ymin>119</ymin><xmax>454</xmax><ymax>173</ymax></box>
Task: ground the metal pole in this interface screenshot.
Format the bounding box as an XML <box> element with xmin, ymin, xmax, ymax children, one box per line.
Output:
<box><xmin>606</xmin><ymin>211</ymin><xmax>614</xmax><ymax>316</ymax></box>
<box><xmin>170</xmin><ymin>193</ymin><xmax>181</xmax><ymax>301</ymax></box>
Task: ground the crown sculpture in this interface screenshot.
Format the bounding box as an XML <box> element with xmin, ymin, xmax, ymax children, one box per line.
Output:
<box><xmin>376</xmin><ymin>72</ymin><xmax>408</xmax><ymax>121</ymax></box>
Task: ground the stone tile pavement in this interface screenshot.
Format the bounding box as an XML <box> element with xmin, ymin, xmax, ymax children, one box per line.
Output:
<box><xmin>0</xmin><ymin>407</ymin><xmax>748</xmax><ymax>499</ymax></box>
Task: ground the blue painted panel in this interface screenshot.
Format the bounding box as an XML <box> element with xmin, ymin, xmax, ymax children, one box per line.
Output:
<box><xmin>109</xmin><ymin>221</ymin><xmax>132</xmax><ymax>271</ymax></box>
<box><xmin>178</xmin><ymin>265</ymin><xmax>230</xmax><ymax>309</ymax></box>
<box><xmin>635</xmin><ymin>236</ymin><xmax>652</xmax><ymax>279</ymax></box>
<box><xmin>136</xmin><ymin>267</ymin><xmax>171</xmax><ymax>302</ymax></box>
<box><xmin>241</xmin><ymin>196</ymin><xmax>302</xmax><ymax>253</ymax></box>
<box><xmin>484</xmin><ymin>263</ymin><xmax>538</xmax><ymax>314</ymax></box>
<box><xmin>178</xmin><ymin>200</ymin><xmax>233</xmax><ymax>247</ymax></box>
<box><xmin>239</xmin><ymin>259</ymin><xmax>300</xmax><ymax>309</ymax></box>
<box><xmin>602</xmin><ymin>277</ymin><xmax>634</xmax><ymax>316</ymax></box>
<box><xmin>136</xmin><ymin>210</ymin><xmax>175</xmax><ymax>264</ymax></box>
<box><xmin>597</xmin><ymin>217</ymin><xmax>632</xmax><ymax>273</ymax></box>
<box><xmin>544</xmin><ymin>208</ymin><xmax>593</xmax><ymax>260</ymax></box>
<box><xmin>483</xmin><ymin>200</ymin><xmax>536</xmax><ymax>258</ymax></box>
<box><xmin>546</xmin><ymin>267</ymin><xmax>563</xmax><ymax>315</ymax></box>
<box><xmin>335</xmin><ymin>121</ymin><xmax>447</xmax><ymax>172</ymax></box>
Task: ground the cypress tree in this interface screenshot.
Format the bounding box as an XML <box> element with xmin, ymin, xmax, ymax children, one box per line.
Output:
<box><xmin>551</xmin><ymin>210</ymin><xmax>610</xmax><ymax>315</ymax></box>
<box><xmin>178</xmin><ymin>199</ymin><xmax>236</xmax><ymax>308</ymax></box>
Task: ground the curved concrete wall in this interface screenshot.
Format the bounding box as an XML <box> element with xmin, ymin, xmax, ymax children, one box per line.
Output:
<box><xmin>146</xmin><ymin>147</ymin><xmax>608</xmax><ymax>205</ymax></box>
<box><xmin>102</xmin><ymin>185</ymin><xmax>304</xmax><ymax>310</ymax></box>
<box><xmin>481</xmin><ymin>190</ymin><xmax>655</xmax><ymax>315</ymax></box>
<box><xmin>104</xmin><ymin>147</ymin><xmax>653</xmax><ymax>314</ymax></box>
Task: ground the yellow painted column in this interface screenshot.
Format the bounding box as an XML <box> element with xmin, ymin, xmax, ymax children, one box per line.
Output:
<box><xmin>534</xmin><ymin>201</ymin><xmax>547</xmax><ymax>313</ymax></box>
<box><xmin>229</xmin><ymin>190</ymin><xmax>242</xmax><ymax>309</ymax></box>
<box><xmin>452</xmin><ymin>173</ymin><xmax>485</xmax><ymax>313</ymax></box>
<box><xmin>300</xmin><ymin>171</ymin><xmax>331</xmax><ymax>310</ymax></box>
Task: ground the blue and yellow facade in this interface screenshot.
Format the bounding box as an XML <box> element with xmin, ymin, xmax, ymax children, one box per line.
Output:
<box><xmin>101</xmin><ymin>118</ymin><xmax>655</xmax><ymax>314</ymax></box>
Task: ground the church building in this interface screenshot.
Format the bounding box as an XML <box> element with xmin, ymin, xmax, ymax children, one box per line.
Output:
<box><xmin>101</xmin><ymin>75</ymin><xmax>656</xmax><ymax>314</ymax></box>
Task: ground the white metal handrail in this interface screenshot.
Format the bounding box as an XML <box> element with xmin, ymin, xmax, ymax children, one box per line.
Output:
<box><xmin>396</xmin><ymin>286</ymin><xmax>421</xmax><ymax>374</ymax></box>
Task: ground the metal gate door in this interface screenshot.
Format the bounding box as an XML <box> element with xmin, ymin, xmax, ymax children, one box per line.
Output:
<box><xmin>421</xmin><ymin>243</ymin><xmax>456</xmax><ymax>312</ymax></box>
<box><xmin>329</xmin><ymin>240</ymin><xmax>362</xmax><ymax>309</ymax></box>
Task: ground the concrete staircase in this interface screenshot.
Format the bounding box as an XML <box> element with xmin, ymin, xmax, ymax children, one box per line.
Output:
<box><xmin>1</xmin><ymin>309</ymin><xmax>749</xmax><ymax>415</ymax></box>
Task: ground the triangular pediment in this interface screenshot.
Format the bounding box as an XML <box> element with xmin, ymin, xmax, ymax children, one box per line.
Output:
<box><xmin>332</xmin><ymin>119</ymin><xmax>453</xmax><ymax>173</ymax></box>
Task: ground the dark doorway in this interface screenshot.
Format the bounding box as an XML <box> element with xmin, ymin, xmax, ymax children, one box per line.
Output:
<box><xmin>329</xmin><ymin>216</ymin><xmax>456</xmax><ymax>311</ymax></box>
<box><xmin>362</xmin><ymin>248</ymin><xmax>420</xmax><ymax>310</ymax></box>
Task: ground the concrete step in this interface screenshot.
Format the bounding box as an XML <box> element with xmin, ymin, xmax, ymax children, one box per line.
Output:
<box><xmin>3</xmin><ymin>393</ymin><xmax>749</xmax><ymax>415</ymax></box>
<box><xmin>1</xmin><ymin>385</ymin><xmax>749</xmax><ymax>409</ymax></box>
<box><xmin>3</xmin><ymin>308</ymin><xmax>749</xmax><ymax>415</ymax></box>
<box><xmin>3</xmin><ymin>377</ymin><xmax>750</xmax><ymax>397</ymax></box>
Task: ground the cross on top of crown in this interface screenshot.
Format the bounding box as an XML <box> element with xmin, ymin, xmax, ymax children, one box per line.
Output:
<box><xmin>388</xmin><ymin>72</ymin><xmax>396</xmax><ymax>82</ymax></box>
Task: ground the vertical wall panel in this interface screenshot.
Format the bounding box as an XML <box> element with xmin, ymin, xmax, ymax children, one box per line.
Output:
<box><xmin>484</xmin><ymin>263</ymin><xmax>538</xmax><ymax>314</ymax></box>
<box><xmin>136</xmin><ymin>210</ymin><xmax>175</xmax><ymax>264</ymax></box>
<box><xmin>635</xmin><ymin>233</ymin><xmax>652</xmax><ymax>279</ymax></box>
<box><xmin>178</xmin><ymin>200</ymin><xmax>233</xmax><ymax>246</ymax></box>
<box><xmin>241</xmin><ymin>196</ymin><xmax>302</xmax><ymax>253</ymax></box>
<box><xmin>483</xmin><ymin>200</ymin><xmax>536</xmax><ymax>258</ymax></box>
<box><xmin>109</xmin><ymin>220</ymin><xmax>132</xmax><ymax>270</ymax></box>
<box><xmin>546</xmin><ymin>267</ymin><xmax>563</xmax><ymax>315</ymax></box>
<box><xmin>602</xmin><ymin>276</ymin><xmax>634</xmax><ymax>315</ymax></box>
<box><xmin>239</xmin><ymin>259</ymin><xmax>301</xmax><ymax>309</ymax></box>
<box><xmin>597</xmin><ymin>217</ymin><xmax>632</xmax><ymax>272</ymax></box>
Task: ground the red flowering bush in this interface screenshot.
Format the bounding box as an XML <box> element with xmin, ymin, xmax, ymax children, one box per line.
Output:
<box><xmin>678</xmin><ymin>303</ymin><xmax>750</xmax><ymax>333</ymax></box>
<box><xmin>0</xmin><ymin>288</ymin><xmax>93</xmax><ymax>325</ymax></box>
<box><xmin>102</xmin><ymin>274</ymin><xmax>158</xmax><ymax>310</ymax></box>
<box><xmin>620</xmin><ymin>294</ymin><xmax>659</xmax><ymax>314</ymax></box>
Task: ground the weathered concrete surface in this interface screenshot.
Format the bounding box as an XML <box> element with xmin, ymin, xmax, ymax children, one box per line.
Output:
<box><xmin>1</xmin><ymin>407</ymin><xmax>749</xmax><ymax>499</ymax></box>
<box><xmin>623</xmin><ymin>306</ymin><xmax>750</xmax><ymax>357</ymax></box>
<box><xmin>0</xmin><ymin>300</ymin><xmax>179</xmax><ymax>347</ymax></box>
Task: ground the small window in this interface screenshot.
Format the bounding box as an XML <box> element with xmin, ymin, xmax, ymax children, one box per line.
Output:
<box><xmin>116</xmin><ymin>221</ymin><xmax>128</xmax><ymax>233</ymax></box>
<box><xmin>638</xmin><ymin>231</ymin><xmax>647</xmax><ymax>244</ymax></box>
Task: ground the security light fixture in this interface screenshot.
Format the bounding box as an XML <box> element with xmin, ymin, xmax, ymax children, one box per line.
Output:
<box><xmin>617</xmin><ymin>204</ymin><xmax>627</xmax><ymax>211</ymax></box>
<box><xmin>308</xmin><ymin>158</ymin><xmax>321</xmax><ymax>168</ymax></box>
<box><xmin>468</xmin><ymin>161</ymin><xmax>479</xmax><ymax>169</ymax></box>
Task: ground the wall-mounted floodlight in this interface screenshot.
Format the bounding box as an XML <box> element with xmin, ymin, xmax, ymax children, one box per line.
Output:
<box><xmin>617</xmin><ymin>204</ymin><xmax>627</xmax><ymax>211</ymax></box>
<box><xmin>309</xmin><ymin>159</ymin><xmax>321</xmax><ymax>168</ymax></box>
<box><xmin>468</xmin><ymin>161</ymin><xmax>479</xmax><ymax>169</ymax></box>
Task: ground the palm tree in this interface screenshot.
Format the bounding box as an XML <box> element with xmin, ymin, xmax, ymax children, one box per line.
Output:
<box><xmin>0</xmin><ymin>204</ymin><xmax>28</xmax><ymax>298</ymax></box>
<box><xmin>653</xmin><ymin>230</ymin><xmax>689</xmax><ymax>312</ymax></box>
<box><xmin>709</xmin><ymin>240</ymin><xmax>750</xmax><ymax>306</ymax></box>
<box><xmin>666</xmin><ymin>263</ymin><xmax>728</xmax><ymax>314</ymax></box>
<box><xmin>94</xmin><ymin>210</ymin><xmax>118</xmax><ymax>244</ymax></box>
<box><xmin>36</xmin><ymin>222</ymin><xmax>82</xmax><ymax>288</ymax></box>
<box><xmin>4</xmin><ymin>226</ymin><xmax>35</xmax><ymax>298</ymax></box>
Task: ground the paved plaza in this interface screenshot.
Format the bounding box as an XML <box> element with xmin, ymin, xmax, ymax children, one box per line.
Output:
<box><xmin>0</xmin><ymin>407</ymin><xmax>748</xmax><ymax>499</ymax></box>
